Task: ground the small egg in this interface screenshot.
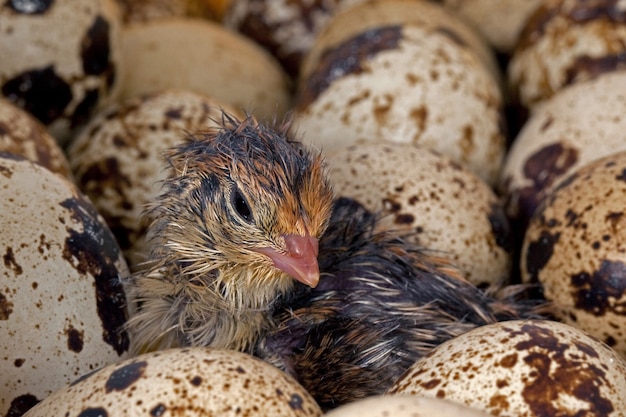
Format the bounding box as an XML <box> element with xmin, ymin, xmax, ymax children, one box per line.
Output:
<box><xmin>0</xmin><ymin>97</ymin><xmax>71</xmax><ymax>179</ymax></box>
<box><xmin>0</xmin><ymin>0</ymin><xmax>124</xmax><ymax>145</ymax></box>
<box><xmin>326</xmin><ymin>143</ymin><xmax>512</xmax><ymax>287</ymax></box>
<box><xmin>0</xmin><ymin>154</ymin><xmax>130</xmax><ymax>416</ymax></box>
<box><xmin>325</xmin><ymin>394</ymin><xmax>493</xmax><ymax>417</ymax></box>
<box><xmin>509</xmin><ymin>0</ymin><xmax>626</xmax><ymax>111</ymax></box>
<box><xmin>23</xmin><ymin>347</ymin><xmax>322</xmax><ymax>417</ymax></box>
<box><xmin>116</xmin><ymin>0</ymin><xmax>212</xmax><ymax>24</ymax></box>
<box><xmin>67</xmin><ymin>89</ymin><xmax>242</xmax><ymax>270</ymax></box>
<box><xmin>500</xmin><ymin>70</ymin><xmax>626</xmax><ymax>228</ymax></box>
<box><xmin>521</xmin><ymin>151</ymin><xmax>626</xmax><ymax>357</ymax></box>
<box><xmin>389</xmin><ymin>319</ymin><xmax>626</xmax><ymax>417</ymax></box>
<box><xmin>295</xmin><ymin>21</ymin><xmax>505</xmax><ymax>185</ymax></box>
<box><xmin>119</xmin><ymin>17</ymin><xmax>291</xmax><ymax>121</ymax></box>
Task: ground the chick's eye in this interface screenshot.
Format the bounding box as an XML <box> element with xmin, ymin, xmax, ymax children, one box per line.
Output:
<box><xmin>231</xmin><ymin>188</ymin><xmax>253</xmax><ymax>223</ymax></box>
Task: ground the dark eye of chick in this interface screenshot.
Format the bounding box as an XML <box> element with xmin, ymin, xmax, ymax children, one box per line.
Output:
<box><xmin>231</xmin><ymin>188</ymin><xmax>253</xmax><ymax>223</ymax></box>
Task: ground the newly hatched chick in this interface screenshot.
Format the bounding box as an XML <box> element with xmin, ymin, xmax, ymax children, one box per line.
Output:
<box><xmin>126</xmin><ymin>112</ymin><xmax>546</xmax><ymax>410</ymax></box>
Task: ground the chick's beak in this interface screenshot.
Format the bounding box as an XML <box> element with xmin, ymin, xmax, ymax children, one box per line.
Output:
<box><xmin>255</xmin><ymin>234</ymin><xmax>320</xmax><ymax>288</ymax></box>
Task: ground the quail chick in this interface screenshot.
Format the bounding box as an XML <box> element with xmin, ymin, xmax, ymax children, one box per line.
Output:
<box><xmin>126</xmin><ymin>112</ymin><xmax>547</xmax><ymax>410</ymax></box>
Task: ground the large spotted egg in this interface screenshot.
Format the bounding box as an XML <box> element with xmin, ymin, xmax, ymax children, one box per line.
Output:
<box><xmin>23</xmin><ymin>347</ymin><xmax>322</xmax><ymax>417</ymax></box>
<box><xmin>0</xmin><ymin>0</ymin><xmax>124</xmax><ymax>145</ymax></box>
<box><xmin>0</xmin><ymin>154</ymin><xmax>130</xmax><ymax>416</ymax></box>
<box><xmin>67</xmin><ymin>89</ymin><xmax>242</xmax><ymax>270</ymax></box>
<box><xmin>389</xmin><ymin>319</ymin><xmax>626</xmax><ymax>417</ymax></box>
<box><xmin>326</xmin><ymin>143</ymin><xmax>512</xmax><ymax>287</ymax></box>
<box><xmin>521</xmin><ymin>151</ymin><xmax>626</xmax><ymax>357</ymax></box>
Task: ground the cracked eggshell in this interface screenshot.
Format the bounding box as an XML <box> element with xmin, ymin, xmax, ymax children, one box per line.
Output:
<box><xmin>521</xmin><ymin>151</ymin><xmax>626</xmax><ymax>357</ymax></box>
<box><xmin>0</xmin><ymin>154</ymin><xmax>130</xmax><ymax>417</ymax></box>
<box><xmin>119</xmin><ymin>17</ymin><xmax>291</xmax><ymax>121</ymax></box>
<box><xmin>509</xmin><ymin>0</ymin><xmax>626</xmax><ymax>111</ymax></box>
<box><xmin>67</xmin><ymin>89</ymin><xmax>243</xmax><ymax>270</ymax></box>
<box><xmin>294</xmin><ymin>23</ymin><xmax>505</xmax><ymax>185</ymax></box>
<box><xmin>24</xmin><ymin>347</ymin><xmax>322</xmax><ymax>417</ymax></box>
<box><xmin>326</xmin><ymin>143</ymin><xmax>512</xmax><ymax>287</ymax></box>
<box><xmin>0</xmin><ymin>0</ymin><xmax>124</xmax><ymax>145</ymax></box>
<box><xmin>389</xmin><ymin>319</ymin><xmax>626</xmax><ymax>417</ymax></box>
<box><xmin>499</xmin><ymin>70</ymin><xmax>626</xmax><ymax>228</ymax></box>
<box><xmin>325</xmin><ymin>394</ymin><xmax>493</xmax><ymax>417</ymax></box>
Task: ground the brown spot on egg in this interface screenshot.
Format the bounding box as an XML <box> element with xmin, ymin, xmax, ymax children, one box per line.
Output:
<box><xmin>105</xmin><ymin>360</ymin><xmax>148</xmax><ymax>392</ymax></box>
<box><xmin>565</xmin><ymin>53</ymin><xmax>626</xmax><ymax>86</ymax></box>
<box><xmin>395</xmin><ymin>213</ymin><xmax>415</xmax><ymax>225</ymax></box>
<box><xmin>4</xmin><ymin>0</ymin><xmax>54</xmax><ymax>14</ymax></box>
<box><xmin>190</xmin><ymin>376</ymin><xmax>202</xmax><ymax>386</ymax></box>
<box><xmin>3</xmin><ymin>246</ymin><xmax>22</xmax><ymax>275</ymax></box>
<box><xmin>288</xmin><ymin>393</ymin><xmax>304</xmax><ymax>410</ymax></box>
<box><xmin>570</xmin><ymin>260</ymin><xmax>626</xmax><ymax>316</ymax></box>
<box><xmin>70</xmin><ymin>89</ymin><xmax>100</xmax><ymax>129</ymax></box>
<box><xmin>524</xmin><ymin>230</ymin><xmax>560</xmax><ymax>283</ymax></box>
<box><xmin>77</xmin><ymin>407</ymin><xmax>109</xmax><ymax>417</ymax></box>
<box><xmin>150</xmin><ymin>403</ymin><xmax>166</xmax><ymax>417</ymax></box>
<box><xmin>14</xmin><ymin>358</ymin><xmax>24</xmax><ymax>367</ymax></box>
<box><xmin>5</xmin><ymin>394</ymin><xmax>40</xmax><ymax>417</ymax></box>
<box><xmin>499</xmin><ymin>352</ymin><xmax>518</xmax><ymax>368</ymax></box>
<box><xmin>0</xmin><ymin>291</ymin><xmax>14</xmax><ymax>319</ymax></box>
<box><xmin>81</xmin><ymin>16</ymin><xmax>113</xmax><ymax>77</ymax></box>
<box><xmin>65</xmin><ymin>324</ymin><xmax>84</xmax><ymax>353</ymax></box>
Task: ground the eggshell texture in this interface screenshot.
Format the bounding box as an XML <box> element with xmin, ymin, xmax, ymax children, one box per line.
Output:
<box><xmin>67</xmin><ymin>89</ymin><xmax>242</xmax><ymax>270</ymax></box>
<box><xmin>116</xmin><ymin>0</ymin><xmax>212</xmax><ymax>23</ymax></box>
<box><xmin>295</xmin><ymin>23</ymin><xmax>505</xmax><ymax>185</ymax></box>
<box><xmin>324</xmin><ymin>394</ymin><xmax>493</xmax><ymax>417</ymax></box>
<box><xmin>0</xmin><ymin>0</ymin><xmax>124</xmax><ymax>145</ymax></box>
<box><xmin>0</xmin><ymin>154</ymin><xmax>130</xmax><ymax>416</ymax></box>
<box><xmin>500</xmin><ymin>70</ymin><xmax>626</xmax><ymax>227</ymax></box>
<box><xmin>509</xmin><ymin>0</ymin><xmax>626</xmax><ymax>111</ymax></box>
<box><xmin>119</xmin><ymin>17</ymin><xmax>291</xmax><ymax>121</ymax></box>
<box><xmin>389</xmin><ymin>319</ymin><xmax>626</xmax><ymax>417</ymax></box>
<box><xmin>326</xmin><ymin>143</ymin><xmax>512</xmax><ymax>287</ymax></box>
<box><xmin>23</xmin><ymin>347</ymin><xmax>322</xmax><ymax>417</ymax></box>
<box><xmin>521</xmin><ymin>151</ymin><xmax>626</xmax><ymax>357</ymax></box>
<box><xmin>0</xmin><ymin>97</ymin><xmax>71</xmax><ymax>179</ymax></box>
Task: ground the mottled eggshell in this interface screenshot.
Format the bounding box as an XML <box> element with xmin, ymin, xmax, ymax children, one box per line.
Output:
<box><xmin>521</xmin><ymin>151</ymin><xmax>626</xmax><ymax>357</ymax></box>
<box><xmin>116</xmin><ymin>0</ymin><xmax>212</xmax><ymax>23</ymax></box>
<box><xmin>23</xmin><ymin>347</ymin><xmax>322</xmax><ymax>417</ymax></box>
<box><xmin>500</xmin><ymin>70</ymin><xmax>626</xmax><ymax>228</ymax></box>
<box><xmin>0</xmin><ymin>0</ymin><xmax>124</xmax><ymax>145</ymax></box>
<box><xmin>326</xmin><ymin>143</ymin><xmax>512</xmax><ymax>287</ymax></box>
<box><xmin>389</xmin><ymin>319</ymin><xmax>626</xmax><ymax>417</ymax></box>
<box><xmin>325</xmin><ymin>394</ymin><xmax>493</xmax><ymax>417</ymax></box>
<box><xmin>509</xmin><ymin>0</ymin><xmax>626</xmax><ymax>111</ymax></box>
<box><xmin>295</xmin><ymin>23</ymin><xmax>505</xmax><ymax>185</ymax></box>
<box><xmin>0</xmin><ymin>154</ymin><xmax>130</xmax><ymax>416</ymax></box>
<box><xmin>0</xmin><ymin>97</ymin><xmax>71</xmax><ymax>179</ymax></box>
<box><xmin>67</xmin><ymin>89</ymin><xmax>242</xmax><ymax>270</ymax></box>
<box><xmin>120</xmin><ymin>17</ymin><xmax>291</xmax><ymax>121</ymax></box>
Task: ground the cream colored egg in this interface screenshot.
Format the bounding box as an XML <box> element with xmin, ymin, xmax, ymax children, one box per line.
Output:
<box><xmin>24</xmin><ymin>347</ymin><xmax>322</xmax><ymax>417</ymax></box>
<box><xmin>500</xmin><ymin>70</ymin><xmax>626</xmax><ymax>227</ymax></box>
<box><xmin>0</xmin><ymin>155</ymin><xmax>130</xmax><ymax>416</ymax></box>
<box><xmin>508</xmin><ymin>0</ymin><xmax>626</xmax><ymax>111</ymax></box>
<box><xmin>67</xmin><ymin>89</ymin><xmax>242</xmax><ymax>270</ymax></box>
<box><xmin>326</xmin><ymin>143</ymin><xmax>512</xmax><ymax>287</ymax></box>
<box><xmin>119</xmin><ymin>17</ymin><xmax>291</xmax><ymax>121</ymax></box>
<box><xmin>116</xmin><ymin>0</ymin><xmax>212</xmax><ymax>23</ymax></box>
<box><xmin>0</xmin><ymin>0</ymin><xmax>124</xmax><ymax>145</ymax></box>
<box><xmin>521</xmin><ymin>151</ymin><xmax>626</xmax><ymax>357</ymax></box>
<box><xmin>325</xmin><ymin>394</ymin><xmax>493</xmax><ymax>417</ymax></box>
<box><xmin>0</xmin><ymin>97</ymin><xmax>71</xmax><ymax>179</ymax></box>
<box><xmin>389</xmin><ymin>319</ymin><xmax>626</xmax><ymax>417</ymax></box>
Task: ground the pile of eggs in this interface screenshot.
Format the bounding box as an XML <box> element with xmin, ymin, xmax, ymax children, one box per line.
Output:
<box><xmin>2</xmin><ymin>0</ymin><xmax>626</xmax><ymax>416</ymax></box>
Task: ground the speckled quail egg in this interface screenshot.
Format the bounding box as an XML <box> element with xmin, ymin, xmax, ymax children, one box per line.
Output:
<box><xmin>0</xmin><ymin>154</ymin><xmax>130</xmax><ymax>417</ymax></box>
<box><xmin>521</xmin><ymin>151</ymin><xmax>626</xmax><ymax>358</ymax></box>
<box><xmin>67</xmin><ymin>89</ymin><xmax>242</xmax><ymax>270</ymax></box>
<box><xmin>0</xmin><ymin>97</ymin><xmax>71</xmax><ymax>179</ymax></box>
<box><xmin>119</xmin><ymin>17</ymin><xmax>291</xmax><ymax>121</ymax></box>
<box><xmin>389</xmin><ymin>319</ymin><xmax>626</xmax><ymax>417</ymax></box>
<box><xmin>500</xmin><ymin>70</ymin><xmax>626</xmax><ymax>229</ymax></box>
<box><xmin>324</xmin><ymin>394</ymin><xmax>493</xmax><ymax>417</ymax></box>
<box><xmin>509</xmin><ymin>0</ymin><xmax>626</xmax><ymax>112</ymax></box>
<box><xmin>23</xmin><ymin>347</ymin><xmax>322</xmax><ymax>417</ymax></box>
<box><xmin>116</xmin><ymin>0</ymin><xmax>212</xmax><ymax>24</ymax></box>
<box><xmin>326</xmin><ymin>143</ymin><xmax>512</xmax><ymax>287</ymax></box>
<box><xmin>0</xmin><ymin>0</ymin><xmax>124</xmax><ymax>145</ymax></box>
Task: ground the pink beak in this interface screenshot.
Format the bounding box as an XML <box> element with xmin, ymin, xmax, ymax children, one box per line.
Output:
<box><xmin>255</xmin><ymin>234</ymin><xmax>320</xmax><ymax>288</ymax></box>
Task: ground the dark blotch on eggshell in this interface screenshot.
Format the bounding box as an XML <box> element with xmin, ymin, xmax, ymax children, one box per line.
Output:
<box><xmin>6</xmin><ymin>394</ymin><xmax>40</xmax><ymax>417</ymax></box>
<box><xmin>60</xmin><ymin>196</ymin><xmax>129</xmax><ymax>355</ymax></box>
<box><xmin>297</xmin><ymin>25</ymin><xmax>403</xmax><ymax>109</ymax></box>
<box><xmin>288</xmin><ymin>393</ymin><xmax>304</xmax><ymax>410</ymax></box>
<box><xmin>565</xmin><ymin>52</ymin><xmax>626</xmax><ymax>86</ymax></box>
<box><xmin>488</xmin><ymin>203</ymin><xmax>513</xmax><ymax>253</ymax></box>
<box><xmin>105</xmin><ymin>360</ymin><xmax>148</xmax><ymax>392</ymax></box>
<box><xmin>1</xmin><ymin>66</ymin><xmax>72</xmax><ymax>125</ymax></box>
<box><xmin>4</xmin><ymin>0</ymin><xmax>54</xmax><ymax>14</ymax></box>
<box><xmin>81</xmin><ymin>16</ymin><xmax>113</xmax><ymax>76</ymax></box>
<box><xmin>570</xmin><ymin>259</ymin><xmax>626</xmax><ymax>316</ymax></box>
<box><xmin>71</xmin><ymin>88</ymin><xmax>100</xmax><ymax>129</ymax></box>
<box><xmin>66</xmin><ymin>324</ymin><xmax>85</xmax><ymax>353</ymax></box>
<box><xmin>0</xmin><ymin>291</ymin><xmax>14</xmax><ymax>320</ymax></box>
<box><xmin>78</xmin><ymin>407</ymin><xmax>109</xmax><ymax>417</ymax></box>
<box><xmin>150</xmin><ymin>403</ymin><xmax>167</xmax><ymax>417</ymax></box>
<box><xmin>524</xmin><ymin>230</ymin><xmax>560</xmax><ymax>283</ymax></box>
<box><xmin>3</xmin><ymin>246</ymin><xmax>23</xmax><ymax>275</ymax></box>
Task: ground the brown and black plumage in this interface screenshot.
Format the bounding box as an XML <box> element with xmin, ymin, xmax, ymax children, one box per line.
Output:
<box><xmin>126</xmin><ymin>112</ymin><xmax>546</xmax><ymax>410</ymax></box>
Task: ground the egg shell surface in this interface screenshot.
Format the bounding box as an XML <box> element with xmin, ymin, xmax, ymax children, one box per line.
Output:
<box><xmin>23</xmin><ymin>347</ymin><xmax>322</xmax><ymax>417</ymax></box>
<box><xmin>0</xmin><ymin>154</ymin><xmax>130</xmax><ymax>416</ymax></box>
<box><xmin>116</xmin><ymin>0</ymin><xmax>212</xmax><ymax>23</ymax></box>
<box><xmin>389</xmin><ymin>319</ymin><xmax>626</xmax><ymax>417</ymax></box>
